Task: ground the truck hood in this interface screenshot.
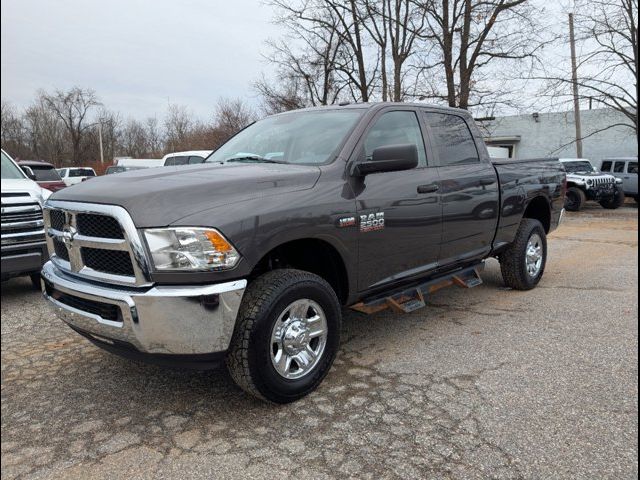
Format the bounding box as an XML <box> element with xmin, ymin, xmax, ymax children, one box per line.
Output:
<box><xmin>49</xmin><ymin>163</ymin><xmax>322</xmax><ymax>227</ymax></box>
<box><xmin>2</xmin><ymin>178</ymin><xmax>51</xmax><ymax>203</ymax></box>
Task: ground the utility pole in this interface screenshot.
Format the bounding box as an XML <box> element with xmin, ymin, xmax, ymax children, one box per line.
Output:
<box><xmin>98</xmin><ymin>122</ymin><xmax>104</xmax><ymax>164</ymax></box>
<box><xmin>569</xmin><ymin>13</ymin><xmax>583</xmax><ymax>158</ymax></box>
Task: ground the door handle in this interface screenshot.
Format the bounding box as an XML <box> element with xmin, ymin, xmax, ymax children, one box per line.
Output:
<box><xmin>417</xmin><ymin>183</ymin><xmax>439</xmax><ymax>194</ymax></box>
<box><xmin>479</xmin><ymin>178</ymin><xmax>494</xmax><ymax>186</ymax></box>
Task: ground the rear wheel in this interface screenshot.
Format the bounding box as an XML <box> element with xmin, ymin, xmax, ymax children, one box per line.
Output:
<box><xmin>499</xmin><ymin>218</ymin><xmax>547</xmax><ymax>291</ymax></box>
<box><xmin>226</xmin><ymin>269</ymin><xmax>341</xmax><ymax>403</ymax></box>
<box><xmin>599</xmin><ymin>185</ymin><xmax>625</xmax><ymax>209</ymax></box>
<box><xmin>565</xmin><ymin>187</ymin><xmax>586</xmax><ymax>211</ymax></box>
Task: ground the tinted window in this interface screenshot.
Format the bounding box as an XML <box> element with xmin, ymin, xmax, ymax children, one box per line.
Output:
<box><xmin>628</xmin><ymin>162</ymin><xmax>638</xmax><ymax>174</ymax></box>
<box><xmin>425</xmin><ymin>113</ymin><xmax>479</xmax><ymax>166</ymax></box>
<box><xmin>165</xmin><ymin>156</ymin><xmax>189</xmax><ymax>166</ymax></box>
<box><xmin>600</xmin><ymin>161</ymin><xmax>612</xmax><ymax>172</ymax></box>
<box><xmin>31</xmin><ymin>166</ymin><xmax>62</xmax><ymax>181</ymax></box>
<box><xmin>69</xmin><ymin>168</ymin><xmax>95</xmax><ymax>177</ymax></box>
<box><xmin>562</xmin><ymin>161</ymin><xmax>594</xmax><ymax>173</ymax></box>
<box><xmin>614</xmin><ymin>161</ymin><xmax>625</xmax><ymax>173</ymax></box>
<box><xmin>364</xmin><ymin>111</ymin><xmax>427</xmax><ymax>167</ymax></box>
<box><xmin>189</xmin><ymin>156</ymin><xmax>205</xmax><ymax>164</ymax></box>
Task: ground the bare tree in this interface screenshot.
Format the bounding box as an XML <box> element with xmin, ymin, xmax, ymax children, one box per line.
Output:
<box><xmin>1</xmin><ymin>101</ymin><xmax>32</xmax><ymax>159</ymax></box>
<box><xmin>541</xmin><ymin>0</ymin><xmax>637</xmax><ymax>136</ymax></box>
<box><xmin>39</xmin><ymin>87</ymin><xmax>101</xmax><ymax>164</ymax></box>
<box><xmin>24</xmin><ymin>97</ymin><xmax>66</xmax><ymax>163</ymax></box>
<box><xmin>416</xmin><ymin>0</ymin><xmax>549</xmax><ymax>111</ymax></box>
<box><xmin>214</xmin><ymin>98</ymin><xmax>256</xmax><ymax>140</ymax></box>
<box><xmin>164</xmin><ymin>104</ymin><xmax>193</xmax><ymax>152</ymax></box>
<box><xmin>120</xmin><ymin>118</ymin><xmax>149</xmax><ymax>158</ymax></box>
<box><xmin>362</xmin><ymin>0</ymin><xmax>427</xmax><ymax>101</ymax></box>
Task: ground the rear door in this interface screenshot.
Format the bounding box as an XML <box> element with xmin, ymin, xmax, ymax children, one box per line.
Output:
<box><xmin>353</xmin><ymin>108</ymin><xmax>442</xmax><ymax>291</ymax></box>
<box><xmin>422</xmin><ymin>110</ymin><xmax>500</xmax><ymax>267</ymax></box>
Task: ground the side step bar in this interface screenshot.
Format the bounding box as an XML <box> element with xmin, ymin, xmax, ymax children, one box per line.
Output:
<box><xmin>350</xmin><ymin>262</ymin><xmax>484</xmax><ymax>315</ymax></box>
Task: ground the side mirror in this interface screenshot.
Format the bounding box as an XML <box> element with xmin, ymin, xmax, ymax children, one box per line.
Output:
<box><xmin>21</xmin><ymin>166</ymin><xmax>36</xmax><ymax>180</ymax></box>
<box><xmin>354</xmin><ymin>144</ymin><xmax>419</xmax><ymax>176</ymax></box>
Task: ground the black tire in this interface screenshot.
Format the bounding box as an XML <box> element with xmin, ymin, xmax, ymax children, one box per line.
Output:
<box><xmin>226</xmin><ymin>269</ymin><xmax>341</xmax><ymax>403</ymax></box>
<box><xmin>564</xmin><ymin>187</ymin><xmax>586</xmax><ymax>211</ymax></box>
<box><xmin>29</xmin><ymin>272</ymin><xmax>42</xmax><ymax>290</ymax></box>
<box><xmin>599</xmin><ymin>185</ymin><xmax>625</xmax><ymax>209</ymax></box>
<box><xmin>499</xmin><ymin>218</ymin><xmax>547</xmax><ymax>291</ymax></box>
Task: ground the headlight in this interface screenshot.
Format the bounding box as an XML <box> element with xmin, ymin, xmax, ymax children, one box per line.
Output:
<box><xmin>143</xmin><ymin>228</ymin><xmax>240</xmax><ymax>271</ymax></box>
<box><xmin>586</xmin><ymin>179</ymin><xmax>593</xmax><ymax>186</ymax></box>
<box><xmin>615</xmin><ymin>178</ymin><xmax>623</xmax><ymax>184</ymax></box>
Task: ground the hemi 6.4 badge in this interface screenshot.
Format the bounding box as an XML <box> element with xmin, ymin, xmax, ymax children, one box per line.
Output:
<box><xmin>360</xmin><ymin>212</ymin><xmax>385</xmax><ymax>232</ymax></box>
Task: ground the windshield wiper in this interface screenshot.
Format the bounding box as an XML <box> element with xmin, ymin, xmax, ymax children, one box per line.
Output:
<box><xmin>225</xmin><ymin>155</ymin><xmax>287</xmax><ymax>164</ymax></box>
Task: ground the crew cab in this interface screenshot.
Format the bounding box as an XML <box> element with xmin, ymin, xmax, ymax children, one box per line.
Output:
<box><xmin>40</xmin><ymin>103</ymin><xmax>565</xmax><ymax>403</ymax></box>
<box><xmin>559</xmin><ymin>158</ymin><xmax>624</xmax><ymax>211</ymax></box>
<box><xmin>2</xmin><ymin>150</ymin><xmax>50</xmax><ymax>287</ymax></box>
<box><xmin>18</xmin><ymin>160</ymin><xmax>67</xmax><ymax>192</ymax></box>
<box><xmin>57</xmin><ymin>167</ymin><xmax>97</xmax><ymax>186</ymax></box>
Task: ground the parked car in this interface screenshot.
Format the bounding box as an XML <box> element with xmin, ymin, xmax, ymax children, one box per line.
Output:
<box><xmin>559</xmin><ymin>158</ymin><xmax>624</xmax><ymax>211</ymax></box>
<box><xmin>57</xmin><ymin>167</ymin><xmax>96</xmax><ymax>186</ymax></box>
<box><xmin>105</xmin><ymin>166</ymin><xmax>146</xmax><ymax>175</ymax></box>
<box><xmin>40</xmin><ymin>103</ymin><xmax>565</xmax><ymax>403</ymax></box>
<box><xmin>1</xmin><ymin>150</ymin><xmax>50</xmax><ymax>288</ymax></box>
<box><xmin>162</xmin><ymin>150</ymin><xmax>213</xmax><ymax>166</ymax></box>
<box><xmin>598</xmin><ymin>157</ymin><xmax>638</xmax><ymax>202</ymax></box>
<box><xmin>18</xmin><ymin>160</ymin><xmax>67</xmax><ymax>192</ymax></box>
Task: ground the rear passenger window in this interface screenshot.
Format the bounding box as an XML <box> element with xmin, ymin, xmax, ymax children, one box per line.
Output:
<box><xmin>628</xmin><ymin>162</ymin><xmax>638</xmax><ymax>174</ymax></box>
<box><xmin>424</xmin><ymin>113</ymin><xmax>479</xmax><ymax>166</ymax></box>
<box><xmin>614</xmin><ymin>161</ymin><xmax>625</xmax><ymax>173</ymax></box>
<box><xmin>600</xmin><ymin>161</ymin><xmax>612</xmax><ymax>172</ymax></box>
<box><xmin>364</xmin><ymin>111</ymin><xmax>427</xmax><ymax>167</ymax></box>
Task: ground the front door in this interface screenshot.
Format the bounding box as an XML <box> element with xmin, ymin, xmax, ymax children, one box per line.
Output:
<box><xmin>352</xmin><ymin>109</ymin><xmax>442</xmax><ymax>292</ymax></box>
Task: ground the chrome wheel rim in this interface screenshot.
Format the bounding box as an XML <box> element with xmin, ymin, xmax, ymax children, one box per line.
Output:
<box><xmin>270</xmin><ymin>299</ymin><xmax>328</xmax><ymax>380</ymax></box>
<box><xmin>525</xmin><ymin>233</ymin><xmax>543</xmax><ymax>277</ymax></box>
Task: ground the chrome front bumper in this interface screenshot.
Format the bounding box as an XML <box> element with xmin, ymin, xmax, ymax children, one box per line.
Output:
<box><xmin>41</xmin><ymin>261</ymin><xmax>247</xmax><ymax>355</ymax></box>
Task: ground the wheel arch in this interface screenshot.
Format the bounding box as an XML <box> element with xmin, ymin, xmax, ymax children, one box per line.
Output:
<box><xmin>248</xmin><ymin>237</ymin><xmax>350</xmax><ymax>305</ymax></box>
<box><xmin>523</xmin><ymin>195</ymin><xmax>552</xmax><ymax>233</ymax></box>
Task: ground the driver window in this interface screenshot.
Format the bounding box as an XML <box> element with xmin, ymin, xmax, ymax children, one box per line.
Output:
<box><xmin>364</xmin><ymin>111</ymin><xmax>427</xmax><ymax>167</ymax></box>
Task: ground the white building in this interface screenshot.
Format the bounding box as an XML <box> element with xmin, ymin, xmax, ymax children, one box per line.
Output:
<box><xmin>479</xmin><ymin>108</ymin><xmax>637</xmax><ymax>161</ymax></box>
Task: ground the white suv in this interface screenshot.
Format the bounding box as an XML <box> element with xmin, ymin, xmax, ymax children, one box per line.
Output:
<box><xmin>57</xmin><ymin>167</ymin><xmax>97</xmax><ymax>186</ymax></box>
<box><xmin>559</xmin><ymin>158</ymin><xmax>624</xmax><ymax>211</ymax></box>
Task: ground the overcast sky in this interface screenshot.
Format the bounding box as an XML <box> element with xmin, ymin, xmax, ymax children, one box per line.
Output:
<box><xmin>1</xmin><ymin>0</ymin><xmax>281</xmax><ymax>119</ymax></box>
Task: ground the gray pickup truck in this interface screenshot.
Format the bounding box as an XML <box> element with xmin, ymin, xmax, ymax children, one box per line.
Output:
<box><xmin>41</xmin><ymin>103</ymin><xmax>565</xmax><ymax>403</ymax></box>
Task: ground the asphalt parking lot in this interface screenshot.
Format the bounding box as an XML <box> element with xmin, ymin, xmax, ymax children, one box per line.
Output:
<box><xmin>2</xmin><ymin>203</ymin><xmax>638</xmax><ymax>480</ymax></box>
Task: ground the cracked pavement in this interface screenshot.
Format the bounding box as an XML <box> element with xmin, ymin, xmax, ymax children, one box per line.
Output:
<box><xmin>2</xmin><ymin>203</ymin><xmax>638</xmax><ymax>479</ymax></box>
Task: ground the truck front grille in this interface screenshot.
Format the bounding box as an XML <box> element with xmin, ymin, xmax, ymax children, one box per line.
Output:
<box><xmin>77</xmin><ymin>213</ymin><xmax>124</xmax><ymax>239</ymax></box>
<box><xmin>44</xmin><ymin>201</ymin><xmax>150</xmax><ymax>287</ymax></box>
<box><xmin>1</xmin><ymin>195</ymin><xmax>45</xmax><ymax>246</ymax></box>
<box><xmin>81</xmin><ymin>247</ymin><xmax>134</xmax><ymax>276</ymax></box>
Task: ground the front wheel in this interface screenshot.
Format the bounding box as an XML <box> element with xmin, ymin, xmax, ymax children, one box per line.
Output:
<box><xmin>599</xmin><ymin>186</ymin><xmax>625</xmax><ymax>209</ymax></box>
<box><xmin>564</xmin><ymin>187</ymin><xmax>586</xmax><ymax>211</ymax></box>
<box><xmin>499</xmin><ymin>218</ymin><xmax>547</xmax><ymax>290</ymax></box>
<box><xmin>226</xmin><ymin>269</ymin><xmax>341</xmax><ymax>403</ymax></box>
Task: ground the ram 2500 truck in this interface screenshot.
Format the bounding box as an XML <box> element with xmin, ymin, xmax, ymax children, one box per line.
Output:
<box><xmin>40</xmin><ymin>103</ymin><xmax>566</xmax><ymax>403</ymax></box>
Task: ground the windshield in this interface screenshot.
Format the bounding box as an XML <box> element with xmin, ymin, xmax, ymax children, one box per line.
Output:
<box><xmin>31</xmin><ymin>166</ymin><xmax>62</xmax><ymax>181</ymax></box>
<box><xmin>206</xmin><ymin>109</ymin><xmax>364</xmax><ymax>165</ymax></box>
<box><xmin>2</xmin><ymin>151</ymin><xmax>27</xmax><ymax>179</ymax></box>
<box><xmin>563</xmin><ymin>161</ymin><xmax>595</xmax><ymax>173</ymax></box>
